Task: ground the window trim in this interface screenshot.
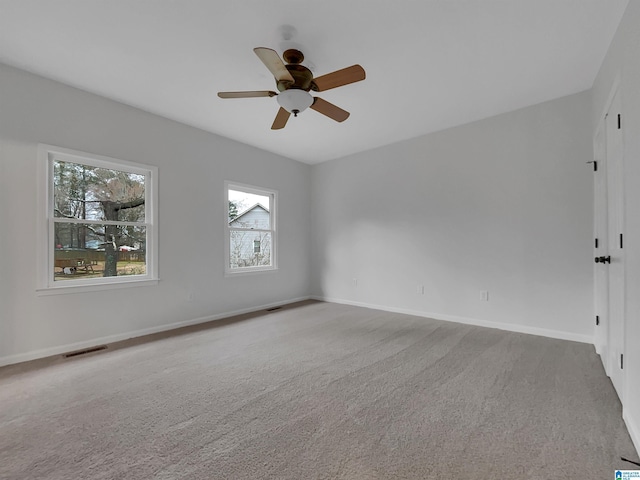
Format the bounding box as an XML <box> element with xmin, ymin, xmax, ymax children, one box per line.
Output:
<box><xmin>37</xmin><ymin>144</ymin><xmax>159</xmax><ymax>293</ymax></box>
<box><xmin>225</xmin><ymin>180</ymin><xmax>277</xmax><ymax>276</ymax></box>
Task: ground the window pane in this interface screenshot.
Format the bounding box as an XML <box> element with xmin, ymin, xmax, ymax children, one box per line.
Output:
<box><xmin>229</xmin><ymin>231</ymin><xmax>271</xmax><ymax>269</ymax></box>
<box><xmin>54</xmin><ymin>223</ymin><xmax>146</xmax><ymax>281</ymax></box>
<box><xmin>228</xmin><ymin>189</ymin><xmax>270</xmax><ymax>229</ymax></box>
<box><xmin>53</xmin><ymin>161</ymin><xmax>145</xmax><ymax>222</ymax></box>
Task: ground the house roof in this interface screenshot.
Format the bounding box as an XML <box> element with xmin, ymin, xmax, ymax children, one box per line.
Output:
<box><xmin>229</xmin><ymin>203</ymin><xmax>269</xmax><ymax>226</ymax></box>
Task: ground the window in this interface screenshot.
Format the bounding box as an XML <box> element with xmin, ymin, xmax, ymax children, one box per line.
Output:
<box><xmin>226</xmin><ymin>181</ymin><xmax>277</xmax><ymax>274</ymax></box>
<box><xmin>38</xmin><ymin>145</ymin><xmax>158</xmax><ymax>291</ymax></box>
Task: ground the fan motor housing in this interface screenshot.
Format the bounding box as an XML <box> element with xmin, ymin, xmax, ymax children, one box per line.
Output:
<box><xmin>277</xmin><ymin>64</ymin><xmax>314</xmax><ymax>92</ymax></box>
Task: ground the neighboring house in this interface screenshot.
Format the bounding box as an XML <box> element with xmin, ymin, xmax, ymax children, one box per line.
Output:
<box><xmin>228</xmin><ymin>204</ymin><xmax>271</xmax><ymax>268</ymax></box>
<box><xmin>229</xmin><ymin>203</ymin><xmax>269</xmax><ymax>230</ymax></box>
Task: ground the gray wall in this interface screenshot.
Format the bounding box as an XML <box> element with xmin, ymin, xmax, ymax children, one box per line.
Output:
<box><xmin>592</xmin><ymin>0</ymin><xmax>640</xmax><ymax>455</ymax></box>
<box><xmin>311</xmin><ymin>91</ymin><xmax>594</xmax><ymax>342</ymax></box>
<box><xmin>0</xmin><ymin>63</ymin><xmax>311</xmax><ymax>364</ymax></box>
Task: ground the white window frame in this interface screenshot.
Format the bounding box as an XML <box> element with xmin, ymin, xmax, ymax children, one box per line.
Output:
<box><xmin>225</xmin><ymin>181</ymin><xmax>277</xmax><ymax>275</ymax></box>
<box><xmin>37</xmin><ymin>145</ymin><xmax>159</xmax><ymax>294</ymax></box>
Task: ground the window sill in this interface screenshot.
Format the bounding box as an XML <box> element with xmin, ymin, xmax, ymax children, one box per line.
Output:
<box><xmin>224</xmin><ymin>266</ymin><xmax>278</xmax><ymax>277</ymax></box>
<box><xmin>36</xmin><ymin>278</ymin><xmax>159</xmax><ymax>296</ymax></box>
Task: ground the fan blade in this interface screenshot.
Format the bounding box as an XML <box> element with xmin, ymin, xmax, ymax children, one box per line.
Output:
<box><xmin>271</xmin><ymin>107</ymin><xmax>291</xmax><ymax>130</ymax></box>
<box><xmin>310</xmin><ymin>97</ymin><xmax>350</xmax><ymax>122</ymax></box>
<box><xmin>254</xmin><ymin>47</ymin><xmax>295</xmax><ymax>84</ymax></box>
<box><xmin>218</xmin><ymin>91</ymin><xmax>277</xmax><ymax>98</ymax></box>
<box><xmin>312</xmin><ymin>65</ymin><xmax>365</xmax><ymax>92</ymax></box>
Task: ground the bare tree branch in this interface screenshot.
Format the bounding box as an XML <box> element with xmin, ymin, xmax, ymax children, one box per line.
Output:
<box><xmin>114</xmin><ymin>198</ymin><xmax>145</xmax><ymax>211</ymax></box>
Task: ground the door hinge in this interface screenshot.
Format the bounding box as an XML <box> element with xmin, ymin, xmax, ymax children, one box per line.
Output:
<box><xmin>620</xmin><ymin>233</ymin><xmax>624</xmax><ymax>249</ymax></box>
<box><xmin>596</xmin><ymin>315</ymin><xmax>600</xmax><ymax>326</ymax></box>
<box><xmin>595</xmin><ymin>238</ymin><xmax>599</xmax><ymax>248</ymax></box>
<box><xmin>587</xmin><ymin>161</ymin><xmax>598</xmax><ymax>172</ymax></box>
<box><xmin>618</xmin><ymin>114</ymin><xmax>621</xmax><ymax>129</ymax></box>
<box><xmin>621</xmin><ymin>353</ymin><xmax>624</xmax><ymax>369</ymax></box>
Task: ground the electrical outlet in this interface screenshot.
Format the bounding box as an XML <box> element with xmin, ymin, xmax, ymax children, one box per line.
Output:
<box><xmin>417</xmin><ymin>285</ymin><xmax>424</xmax><ymax>294</ymax></box>
<box><xmin>480</xmin><ymin>291</ymin><xmax>489</xmax><ymax>301</ymax></box>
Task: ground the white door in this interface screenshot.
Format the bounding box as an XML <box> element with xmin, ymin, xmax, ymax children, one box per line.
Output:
<box><xmin>593</xmin><ymin>126</ymin><xmax>609</xmax><ymax>366</ymax></box>
<box><xmin>605</xmin><ymin>88</ymin><xmax>625</xmax><ymax>401</ymax></box>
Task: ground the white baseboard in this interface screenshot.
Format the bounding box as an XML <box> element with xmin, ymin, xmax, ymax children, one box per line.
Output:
<box><xmin>624</xmin><ymin>410</ymin><xmax>640</xmax><ymax>458</ymax></box>
<box><xmin>0</xmin><ymin>294</ymin><xmax>595</xmax><ymax>366</ymax></box>
<box><xmin>311</xmin><ymin>295</ymin><xmax>594</xmax><ymax>344</ymax></box>
<box><xmin>0</xmin><ymin>296</ymin><xmax>311</xmax><ymax>367</ymax></box>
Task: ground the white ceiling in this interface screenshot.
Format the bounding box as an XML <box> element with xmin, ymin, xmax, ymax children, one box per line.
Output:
<box><xmin>0</xmin><ymin>1</ymin><xmax>628</xmax><ymax>164</ymax></box>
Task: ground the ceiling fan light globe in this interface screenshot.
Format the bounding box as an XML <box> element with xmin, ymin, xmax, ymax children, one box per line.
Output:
<box><xmin>276</xmin><ymin>89</ymin><xmax>313</xmax><ymax>115</ymax></box>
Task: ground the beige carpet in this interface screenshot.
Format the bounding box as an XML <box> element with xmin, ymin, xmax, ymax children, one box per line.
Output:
<box><xmin>0</xmin><ymin>300</ymin><xmax>636</xmax><ymax>479</ymax></box>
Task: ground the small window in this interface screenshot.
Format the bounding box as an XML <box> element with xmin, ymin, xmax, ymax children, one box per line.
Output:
<box><xmin>226</xmin><ymin>181</ymin><xmax>277</xmax><ymax>274</ymax></box>
<box><xmin>38</xmin><ymin>145</ymin><xmax>158</xmax><ymax>291</ymax></box>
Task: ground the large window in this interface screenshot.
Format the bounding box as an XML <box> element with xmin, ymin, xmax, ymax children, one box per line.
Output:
<box><xmin>226</xmin><ymin>181</ymin><xmax>277</xmax><ymax>274</ymax></box>
<box><xmin>38</xmin><ymin>145</ymin><xmax>158</xmax><ymax>291</ymax></box>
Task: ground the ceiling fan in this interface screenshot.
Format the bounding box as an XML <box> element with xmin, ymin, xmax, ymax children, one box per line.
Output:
<box><xmin>218</xmin><ymin>47</ymin><xmax>365</xmax><ymax>130</ymax></box>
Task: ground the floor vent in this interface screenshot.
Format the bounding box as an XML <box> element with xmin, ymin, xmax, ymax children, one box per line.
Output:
<box><xmin>266</xmin><ymin>306</ymin><xmax>282</xmax><ymax>312</ymax></box>
<box><xmin>63</xmin><ymin>345</ymin><xmax>108</xmax><ymax>358</ymax></box>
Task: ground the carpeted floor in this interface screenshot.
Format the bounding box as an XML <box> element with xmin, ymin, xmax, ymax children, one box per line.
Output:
<box><xmin>0</xmin><ymin>300</ymin><xmax>636</xmax><ymax>479</ymax></box>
